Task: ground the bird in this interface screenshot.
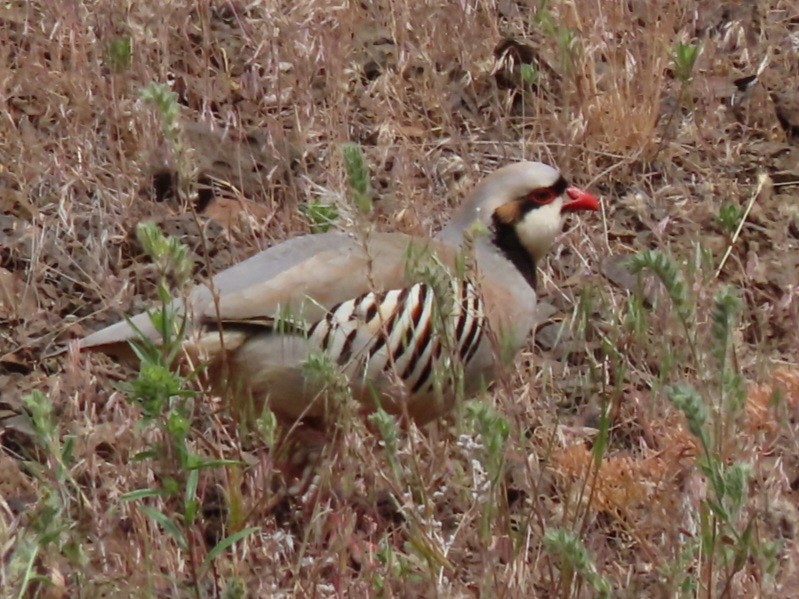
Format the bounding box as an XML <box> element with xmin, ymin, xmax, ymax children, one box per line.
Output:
<box><xmin>79</xmin><ymin>162</ymin><xmax>599</xmax><ymax>425</ymax></box>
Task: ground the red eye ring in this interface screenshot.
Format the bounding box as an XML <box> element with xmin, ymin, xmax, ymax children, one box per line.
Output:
<box><xmin>528</xmin><ymin>189</ymin><xmax>556</xmax><ymax>205</ymax></box>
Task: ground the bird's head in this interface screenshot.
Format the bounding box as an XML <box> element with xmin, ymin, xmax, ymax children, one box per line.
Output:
<box><xmin>440</xmin><ymin>161</ymin><xmax>600</xmax><ymax>270</ymax></box>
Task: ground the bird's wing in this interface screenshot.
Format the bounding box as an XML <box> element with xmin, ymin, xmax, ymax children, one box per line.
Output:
<box><xmin>78</xmin><ymin>231</ymin><xmax>377</xmax><ymax>351</ymax></box>
<box><xmin>199</xmin><ymin>232</ymin><xmax>456</xmax><ymax>326</ymax></box>
<box><xmin>78</xmin><ymin>231</ymin><xmax>456</xmax><ymax>352</ymax></box>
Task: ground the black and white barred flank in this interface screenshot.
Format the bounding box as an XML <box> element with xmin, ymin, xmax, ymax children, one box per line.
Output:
<box><xmin>307</xmin><ymin>281</ymin><xmax>486</xmax><ymax>394</ymax></box>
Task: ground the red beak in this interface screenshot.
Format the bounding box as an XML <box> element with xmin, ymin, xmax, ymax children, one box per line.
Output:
<box><xmin>563</xmin><ymin>186</ymin><xmax>600</xmax><ymax>212</ymax></box>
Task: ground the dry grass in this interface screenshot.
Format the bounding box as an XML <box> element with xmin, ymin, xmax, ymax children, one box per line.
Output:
<box><xmin>2</xmin><ymin>0</ymin><xmax>799</xmax><ymax>596</ymax></box>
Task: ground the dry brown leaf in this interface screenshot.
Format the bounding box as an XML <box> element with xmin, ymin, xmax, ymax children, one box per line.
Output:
<box><xmin>201</xmin><ymin>196</ymin><xmax>271</xmax><ymax>228</ymax></box>
<box><xmin>0</xmin><ymin>266</ymin><xmax>37</xmax><ymax>320</ymax></box>
<box><xmin>0</xmin><ymin>186</ymin><xmax>37</xmax><ymax>220</ymax></box>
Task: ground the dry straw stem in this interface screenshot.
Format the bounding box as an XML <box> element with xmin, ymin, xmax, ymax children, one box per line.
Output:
<box><xmin>715</xmin><ymin>172</ymin><xmax>773</xmax><ymax>278</ymax></box>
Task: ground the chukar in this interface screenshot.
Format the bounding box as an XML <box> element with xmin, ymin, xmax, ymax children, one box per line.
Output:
<box><xmin>80</xmin><ymin>162</ymin><xmax>599</xmax><ymax>424</ymax></box>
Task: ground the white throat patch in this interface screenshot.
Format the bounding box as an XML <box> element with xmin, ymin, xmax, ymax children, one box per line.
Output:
<box><xmin>514</xmin><ymin>196</ymin><xmax>565</xmax><ymax>263</ymax></box>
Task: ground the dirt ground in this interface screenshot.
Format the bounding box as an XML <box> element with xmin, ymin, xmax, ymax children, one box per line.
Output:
<box><xmin>1</xmin><ymin>1</ymin><xmax>799</xmax><ymax>597</ymax></box>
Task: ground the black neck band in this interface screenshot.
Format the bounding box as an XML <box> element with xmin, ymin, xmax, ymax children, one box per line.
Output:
<box><xmin>491</xmin><ymin>216</ymin><xmax>537</xmax><ymax>289</ymax></box>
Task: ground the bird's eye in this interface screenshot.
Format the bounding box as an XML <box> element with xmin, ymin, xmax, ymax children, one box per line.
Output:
<box><xmin>528</xmin><ymin>189</ymin><xmax>556</xmax><ymax>205</ymax></box>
